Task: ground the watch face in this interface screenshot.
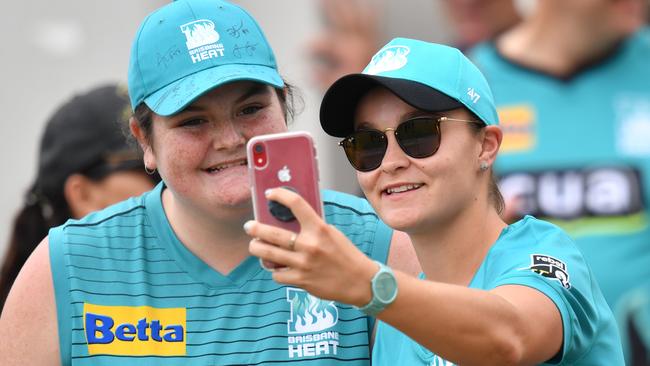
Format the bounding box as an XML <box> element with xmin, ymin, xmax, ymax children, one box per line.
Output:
<box><xmin>374</xmin><ymin>271</ymin><xmax>398</xmax><ymax>302</ymax></box>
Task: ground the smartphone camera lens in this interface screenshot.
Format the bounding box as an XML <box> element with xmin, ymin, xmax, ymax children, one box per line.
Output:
<box><xmin>252</xmin><ymin>142</ymin><xmax>267</xmax><ymax>168</ymax></box>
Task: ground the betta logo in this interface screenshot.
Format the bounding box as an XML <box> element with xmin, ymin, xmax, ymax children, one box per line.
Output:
<box><xmin>278</xmin><ymin>165</ymin><xmax>292</xmax><ymax>183</ymax></box>
<box><xmin>83</xmin><ymin>303</ymin><xmax>186</xmax><ymax>356</ymax></box>
<box><xmin>286</xmin><ymin>288</ymin><xmax>337</xmax><ymax>334</ymax></box>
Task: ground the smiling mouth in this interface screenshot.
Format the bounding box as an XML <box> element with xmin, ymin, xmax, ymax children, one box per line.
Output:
<box><xmin>384</xmin><ymin>184</ymin><xmax>423</xmax><ymax>195</ymax></box>
<box><xmin>206</xmin><ymin>159</ymin><xmax>247</xmax><ymax>173</ymax></box>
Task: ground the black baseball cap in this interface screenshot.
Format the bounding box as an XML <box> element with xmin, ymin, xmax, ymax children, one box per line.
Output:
<box><xmin>35</xmin><ymin>84</ymin><xmax>144</xmax><ymax>194</ymax></box>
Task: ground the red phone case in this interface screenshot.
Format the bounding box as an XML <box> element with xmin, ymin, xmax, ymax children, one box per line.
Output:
<box><xmin>247</xmin><ymin>131</ymin><xmax>323</xmax><ymax>234</ymax></box>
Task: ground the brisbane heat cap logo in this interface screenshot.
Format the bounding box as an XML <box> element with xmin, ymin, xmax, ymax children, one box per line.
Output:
<box><xmin>180</xmin><ymin>19</ymin><xmax>225</xmax><ymax>64</ymax></box>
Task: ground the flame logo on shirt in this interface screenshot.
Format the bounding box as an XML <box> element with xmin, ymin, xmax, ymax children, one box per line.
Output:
<box><xmin>287</xmin><ymin>288</ymin><xmax>338</xmax><ymax>334</ymax></box>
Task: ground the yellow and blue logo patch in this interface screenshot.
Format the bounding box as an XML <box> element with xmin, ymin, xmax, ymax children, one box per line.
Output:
<box><xmin>83</xmin><ymin>303</ymin><xmax>186</xmax><ymax>356</ymax></box>
<box><xmin>497</xmin><ymin>105</ymin><xmax>536</xmax><ymax>153</ymax></box>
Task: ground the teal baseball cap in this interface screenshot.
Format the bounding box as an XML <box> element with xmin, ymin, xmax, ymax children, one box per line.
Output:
<box><xmin>320</xmin><ymin>38</ymin><xmax>498</xmax><ymax>137</ymax></box>
<box><xmin>128</xmin><ymin>0</ymin><xmax>284</xmax><ymax>116</ymax></box>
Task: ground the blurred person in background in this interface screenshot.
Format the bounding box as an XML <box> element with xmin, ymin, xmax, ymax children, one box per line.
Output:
<box><xmin>441</xmin><ymin>0</ymin><xmax>521</xmax><ymax>51</ymax></box>
<box><xmin>307</xmin><ymin>0</ymin><xmax>382</xmax><ymax>92</ymax></box>
<box><xmin>307</xmin><ymin>0</ymin><xmax>449</xmax><ymax>93</ymax></box>
<box><xmin>469</xmin><ymin>0</ymin><xmax>650</xmax><ymax>363</ymax></box>
<box><xmin>307</xmin><ymin>0</ymin><xmax>521</xmax><ymax>93</ymax></box>
<box><xmin>0</xmin><ymin>84</ymin><xmax>157</xmax><ymax>309</ymax></box>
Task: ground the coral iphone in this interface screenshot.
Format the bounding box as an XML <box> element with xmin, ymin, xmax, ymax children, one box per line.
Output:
<box><xmin>247</xmin><ymin>131</ymin><xmax>323</xmax><ymax>269</ymax></box>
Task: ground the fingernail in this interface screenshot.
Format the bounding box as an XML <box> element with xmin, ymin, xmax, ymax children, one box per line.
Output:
<box><xmin>265</xmin><ymin>188</ymin><xmax>273</xmax><ymax>197</ymax></box>
<box><xmin>243</xmin><ymin>220</ymin><xmax>253</xmax><ymax>233</ymax></box>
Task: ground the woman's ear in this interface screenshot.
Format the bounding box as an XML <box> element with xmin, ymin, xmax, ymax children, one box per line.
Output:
<box><xmin>64</xmin><ymin>174</ymin><xmax>95</xmax><ymax>219</ymax></box>
<box><xmin>478</xmin><ymin>125</ymin><xmax>503</xmax><ymax>167</ymax></box>
<box><xmin>129</xmin><ymin>117</ymin><xmax>156</xmax><ymax>172</ymax></box>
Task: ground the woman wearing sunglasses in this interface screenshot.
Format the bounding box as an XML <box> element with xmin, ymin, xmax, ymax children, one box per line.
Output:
<box><xmin>247</xmin><ymin>38</ymin><xmax>624</xmax><ymax>365</ymax></box>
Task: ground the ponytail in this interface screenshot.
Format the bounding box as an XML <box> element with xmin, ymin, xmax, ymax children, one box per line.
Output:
<box><xmin>0</xmin><ymin>186</ymin><xmax>70</xmax><ymax>308</ymax></box>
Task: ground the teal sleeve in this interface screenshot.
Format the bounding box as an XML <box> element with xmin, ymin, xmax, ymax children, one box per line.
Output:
<box><xmin>489</xmin><ymin>263</ymin><xmax>623</xmax><ymax>365</ymax></box>
<box><xmin>48</xmin><ymin>225</ymin><xmax>72</xmax><ymax>366</ymax></box>
<box><xmin>482</xmin><ymin>217</ymin><xmax>624</xmax><ymax>364</ymax></box>
<box><xmin>491</xmin><ymin>273</ymin><xmax>574</xmax><ymax>364</ymax></box>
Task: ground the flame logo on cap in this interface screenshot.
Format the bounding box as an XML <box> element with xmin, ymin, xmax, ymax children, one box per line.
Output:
<box><xmin>364</xmin><ymin>45</ymin><xmax>410</xmax><ymax>76</ymax></box>
<box><xmin>180</xmin><ymin>19</ymin><xmax>220</xmax><ymax>50</ymax></box>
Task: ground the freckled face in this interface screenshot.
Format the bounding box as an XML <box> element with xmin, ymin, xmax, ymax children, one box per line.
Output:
<box><xmin>353</xmin><ymin>87</ymin><xmax>483</xmax><ymax>233</ymax></box>
<box><xmin>145</xmin><ymin>81</ymin><xmax>288</xmax><ymax>218</ymax></box>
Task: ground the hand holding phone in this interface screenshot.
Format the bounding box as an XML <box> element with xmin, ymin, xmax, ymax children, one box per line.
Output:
<box><xmin>247</xmin><ymin>131</ymin><xmax>323</xmax><ymax>270</ymax></box>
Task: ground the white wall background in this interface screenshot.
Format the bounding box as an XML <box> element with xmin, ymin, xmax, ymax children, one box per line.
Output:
<box><xmin>0</xmin><ymin>0</ymin><xmax>453</xmax><ymax>256</ymax></box>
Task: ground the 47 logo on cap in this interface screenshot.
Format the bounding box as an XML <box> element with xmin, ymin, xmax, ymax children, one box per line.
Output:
<box><xmin>83</xmin><ymin>303</ymin><xmax>186</xmax><ymax>356</ymax></box>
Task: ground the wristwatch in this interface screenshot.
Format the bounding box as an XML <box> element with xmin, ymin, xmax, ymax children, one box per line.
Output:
<box><xmin>356</xmin><ymin>261</ymin><xmax>398</xmax><ymax>317</ymax></box>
